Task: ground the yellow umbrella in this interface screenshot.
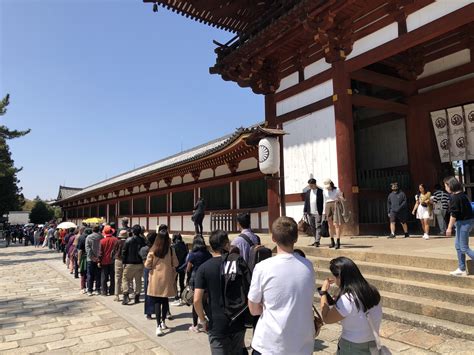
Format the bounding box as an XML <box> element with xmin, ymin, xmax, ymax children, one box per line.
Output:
<box><xmin>82</xmin><ymin>217</ymin><xmax>105</xmax><ymax>224</ymax></box>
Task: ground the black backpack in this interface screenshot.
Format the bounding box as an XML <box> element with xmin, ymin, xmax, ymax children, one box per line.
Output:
<box><xmin>239</xmin><ymin>233</ymin><xmax>272</xmax><ymax>272</ymax></box>
<box><xmin>220</xmin><ymin>252</ymin><xmax>252</xmax><ymax>325</ymax></box>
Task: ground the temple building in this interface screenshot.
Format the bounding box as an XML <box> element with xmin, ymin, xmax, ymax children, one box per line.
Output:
<box><xmin>57</xmin><ymin>0</ymin><xmax>474</xmax><ymax>235</ymax></box>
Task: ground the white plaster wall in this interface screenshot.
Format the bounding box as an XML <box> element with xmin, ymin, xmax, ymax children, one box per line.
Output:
<box><xmin>276</xmin><ymin>72</ymin><xmax>299</xmax><ymax>93</ymax></box>
<box><xmin>139</xmin><ymin>186</ymin><xmax>147</xmax><ymax>192</ymax></box>
<box><xmin>304</xmin><ymin>58</ymin><xmax>332</xmax><ymax>79</ymax></box>
<box><xmin>200</xmin><ymin>168</ymin><xmax>214</xmax><ymax>180</ymax></box>
<box><xmin>139</xmin><ymin>217</ymin><xmax>147</xmax><ymax>228</ymax></box>
<box><xmin>260</xmin><ymin>212</ymin><xmax>269</xmax><ymax>229</ymax></box>
<box><xmin>182</xmin><ymin>216</ymin><xmax>194</xmax><ymax>232</ymax></box>
<box><xmin>131</xmin><ymin>218</ymin><xmax>139</xmax><ymax>226</ymax></box>
<box><xmin>356</xmin><ymin>119</ymin><xmax>408</xmax><ymax>170</ymax></box>
<box><xmin>407</xmin><ymin>0</ymin><xmax>473</xmax><ymax>32</ymax></box>
<box><xmin>236</xmin><ymin>181</ymin><xmax>240</xmax><ymax>209</ymax></box>
<box><xmin>119</xmin><ymin>190</ymin><xmax>125</xmax><ymax>197</ymax></box>
<box><xmin>133</xmin><ymin>186</ymin><xmax>140</xmax><ymax>193</ymax></box>
<box><xmin>283</xmin><ymin>106</ymin><xmax>338</xmax><ymax>194</ymax></box>
<box><xmin>158</xmin><ymin>180</ymin><xmax>167</xmax><ymax>189</ymax></box>
<box><xmin>347</xmin><ymin>22</ymin><xmax>398</xmax><ymax>60</ymax></box>
<box><xmin>148</xmin><ymin>217</ymin><xmax>158</xmax><ymax>231</ymax></box>
<box><xmin>277</xmin><ymin>80</ymin><xmax>333</xmax><ymax>116</ymax></box>
<box><xmin>215</xmin><ymin>164</ymin><xmax>231</xmax><ymax>177</ymax></box>
<box><xmin>251</xmin><ymin>213</ymin><xmax>259</xmax><ymax>230</ymax></box>
<box><xmin>203</xmin><ymin>215</ymin><xmax>211</xmax><ymax>233</ymax></box>
<box><xmin>236</xmin><ymin>157</ymin><xmax>258</xmax><ymax>172</ymax></box>
<box><xmin>170</xmin><ymin>216</ymin><xmax>181</xmax><ymax>231</ymax></box>
<box><xmin>286</xmin><ymin>202</ymin><xmax>305</xmax><ymax>225</ymax></box>
<box><xmin>171</xmin><ymin>176</ymin><xmax>181</xmax><ymax>186</ymax></box>
<box><xmin>158</xmin><ymin>216</ymin><xmax>167</xmax><ymax>226</ymax></box>
<box><xmin>183</xmin><ymin>173</ymin><xmax>193</xmax><ymax>184</ymax></box>
<box><xmin>418</xmin><ymin>49</ymin><xmax>471</xmax><ymax>78</ymax></box>
<box><xmin>149</xmin><ymin>182</ymin><xmax>158</xmax><ymax>190</ymax></box>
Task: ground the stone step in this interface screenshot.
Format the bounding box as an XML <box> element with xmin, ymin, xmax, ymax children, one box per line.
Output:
<box><xmin>380</xmin><ymin>290</ymin><xmax>474</xmax><ymax>326</ymax></box>
<box><xmin>309</xmin><ymin>255</ymin><xmax>474</xmax><ymax>289</ymax></box>
<box><xmin>298</xmin><ymin>245</ymin><xmax>458</xmax><ymax>272</ymax></box>
<box><xmin>315</xmin><ymin>268</ymin><xmax>474</xmax><ymax>307</ymax></box>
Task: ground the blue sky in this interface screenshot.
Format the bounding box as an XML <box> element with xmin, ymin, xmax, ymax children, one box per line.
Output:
<box><xmin>1</xmin><ymin>0</ymin><xmax>263</xmax><ymax>200</ymax></box>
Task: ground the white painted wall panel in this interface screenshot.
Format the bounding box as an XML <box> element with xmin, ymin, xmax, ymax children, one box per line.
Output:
<box><xmin>158</xmin><ymin>216</ymin><xmax>167</xmax><ymax>227</ymax></box>
<box><xmin>236</xmin><ymin>181</ymin><xmax>240</xmax><ymax>209</ymax></box>
<box><xmin>131</xmin><ymin>218</ymin><xmax>139</xmax><ymax>226</ymax></box>
<box><xmin>215</xmin><ymin>164</ymin><xmax>231</xmax><ymax>177</ymax></box>
<box><xmin>286</xmin><ymin>202</ymin><xmax>305</xmax><ymax>226</ymax></box>
<box><xmin>277</xmin><ymin>80</ymin><xmax>333</xmax><ymax>116</ymax></box>
<box><xmin>304</xmin><ymin>58</ymin><xmax>332</xmax><ymax>79</ymax></box>
<box><xmin>159</xmin><ymin>180</ymin><xmax>167</xmax><ymax>189</ymax></box>
<box><xmin>149</xmin><ymin>182</ymin><xmax>158</xmax><ymax>190</ymax></box>
<box><xmin>418</xmin><ymin>49</ymin><xmax>471</xmax><ymax>78</ymax></box>
<box><xmin>251</xmin><ymin>213</ymin><xmax>259</xmax><ymax>230</ymax></box>
<box><xmin>133</xmin><ymin>186</ymin><xmax>140</xmax><ymax>193</ymax></box>
<box><xmin>236</xmin><ymin>157</ymin><xmax>258</xmax><ymax>172</ymax></box>
<box><xmin>283</xmin><ymin>106</ymin><xmax>338</xmax><ymax>194</ymax></box>
<box><xmin>183</xmin><ymin>173</ymin><xmax>193</xmax><ymax>184</ymax></box>
<box><xmin>203</xmin><ymin>215</ymin><xmax>211</xmax><ymax>233</ymax></box>
<box><xmin>260</xmin><ymin>212</ymin><xmax>269</xmax><ymax>230</ymax></box>
<box><xmin>200</xmin><ymin>168</ymin><xmax>214</xmax><ymax>180</ymax></box>
<box><xmin>148</xmin><ymin>217</ymin><xmax>158</xmax><ymax>231</ymax></box>
<box><xmin>276</xmin><ymin>72</ymin><xmax>299</xmax><ymax>93</ymax></box>
<box><xmin>171</xmin><ymin>176</ymin><xmax>181</xmax><ymax>186</ymax></box>
<box><xmin>139</xmin><ymin>186</ymin><xmax>147</xmax><ymax>192</ymax></box>
<box><xmin>407</xmin><ymin>0</ymin><xmax>473</xmax><ymax>32</ymax></box>
<box><xmin>347</xmin><ymin>22</ymin><xmax>398</xmax><ymax>59</ymax></box>
<box><xmin>170</xmin><ymin>216</ymin><xmax>181</xmax><ymax>231</ymax></box>
<box><xmin>182</xmin><ymin>215</ymin><xmax>194</xmax><ymax>232</ymax></box>
<box><xmin>139</xmin><ymin>217</ymin><xmax>147</xmax><ymax>228</ymax></box>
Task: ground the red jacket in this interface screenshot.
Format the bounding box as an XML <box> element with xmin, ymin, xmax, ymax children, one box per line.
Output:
<box><xmin>99</xmin><ymin>236</ymin><xmax>118</xmax><ymax>265</ymax></box>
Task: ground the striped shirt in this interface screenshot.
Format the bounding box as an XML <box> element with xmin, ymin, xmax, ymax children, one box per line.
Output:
<box><xmin>433</xmin><ymin>190</ymin><xmax>450</xmax><ymax>210</ymax></box>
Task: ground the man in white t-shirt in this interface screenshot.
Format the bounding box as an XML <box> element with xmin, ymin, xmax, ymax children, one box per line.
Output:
<box><xmin>248</xmin><ymin>216</ymin><xmax>315</xmax><ymax>355</ymax></box>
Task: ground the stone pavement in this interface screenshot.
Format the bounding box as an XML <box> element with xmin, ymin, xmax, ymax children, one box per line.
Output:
<box><xmin>1</xmin><ymin>242</ymin><xmax>473</xmax><ymax>354</ymax></box>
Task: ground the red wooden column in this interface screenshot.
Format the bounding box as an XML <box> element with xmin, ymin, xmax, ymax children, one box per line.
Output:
<box><xmin>332</xmin><ymin>61</ymin><xmax>359</xmax><ymax>235</ymax></box>
<box><xmin>265</xmin><ymin>93</ymin><xmax>281</xmax><ymax>231</ymax></box>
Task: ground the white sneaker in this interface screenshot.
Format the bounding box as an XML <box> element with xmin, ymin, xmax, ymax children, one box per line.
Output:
<box><xmin>156</xmin><ymin>326</ymin><xmax>163</xmax><ymax>336</ymax></box>
<box><xmin>422</xmin><ymin>234</ymin><xmax>430</xmax><ymax>240</ymax></box>
<box><xmin>450</xmin><ymin>268</ymin><xmax>467</xmax><ymax>276</ymax></box>
<box><xmin>160</xmin><ymin>321</ymin><xmax>168</xmax><ymax>330</ymax></box>
<box><xmin>171</xmin><ymin>300</ymin><xmax>181</xmax><ymax>306</ymax></box>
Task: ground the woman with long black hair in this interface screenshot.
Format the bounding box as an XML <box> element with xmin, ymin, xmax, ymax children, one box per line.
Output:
<box><xmin>320</xmin><ymin>257</ymin><xmax>383</xmax><ymax>355</ymax></box>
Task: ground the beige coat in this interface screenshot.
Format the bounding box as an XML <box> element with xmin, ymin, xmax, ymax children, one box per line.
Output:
<box><xmin>145</xmin><ymin>248</ymin><xmax>178</xmax><ymax>298</ymax></box>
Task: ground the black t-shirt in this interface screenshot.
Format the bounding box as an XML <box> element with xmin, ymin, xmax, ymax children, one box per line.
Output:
<box><xmin>194</xmin><ymin>257</ymin><xmax>245</xmax><ymax>336</ymax></box>
<box><xmin>77</xmin><ymin>234</ymin><xmax>87</xmax><ymax>253</ymax></box>
<box><xmin>449</xmin><ymin>192</ymin><xmax>473</xmax><ymax>220</ymax></box>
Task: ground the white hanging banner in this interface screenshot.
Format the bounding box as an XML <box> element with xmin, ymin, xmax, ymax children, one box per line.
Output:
<box><xmin>446</xmin><ymin>106</ymin><xmax>467</xmax><ymax>161</ymax></box>
<box><xmin>430</xmin><ymin>110</ymin><xmax>450</xmax><ymax>163</ymax></box>
<box><xmin>463</xmin><ymin>103</ymin><xmax>474</xmax><ymax>160</ymax></box>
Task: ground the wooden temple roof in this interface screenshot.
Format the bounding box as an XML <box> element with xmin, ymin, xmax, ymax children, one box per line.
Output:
<box><xmin>58</xmin><ymin>125</ymin><xmax>261</xmax><ymax>204</ymax></box>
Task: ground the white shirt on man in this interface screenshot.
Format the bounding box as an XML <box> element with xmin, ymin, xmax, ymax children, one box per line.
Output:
<box><xmin>336</xmin><ymin>293</ymin><xmax>383</xmax><ymax>343</ymax></box>
<box><xmin>248</xmin><ymin>253</ymin><xmax>315</xmax><ymax>355</ymax></box>
<box><xmin>310</xmin><ymin>189</ymin><xmax>318</xmax><ymax>215</ymax></box>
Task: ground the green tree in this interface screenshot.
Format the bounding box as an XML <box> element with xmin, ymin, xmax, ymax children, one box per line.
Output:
<box><xmin>0</xmin><ymin>94</ymin><xmax>30</xmax><ymax>216</ymax></box>
<box><xmin>29</xmin><ymin>200</ymin><xmax>54</xmax><ymax>224</ymax></box>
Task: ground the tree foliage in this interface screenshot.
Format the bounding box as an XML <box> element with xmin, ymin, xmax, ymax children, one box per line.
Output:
<box><xmin>29</xmin><ymin>200</ymin><xmax>55</xmax><ymax>224</ymax></box>
<box><xmin>0</xmin><ymin>93</ymin><xmax>30</xmax><ymax>216</ymax></box>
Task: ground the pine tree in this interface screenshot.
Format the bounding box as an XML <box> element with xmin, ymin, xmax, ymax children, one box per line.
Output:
<box><xmin>29</xmin><ymin>199</ymin><xmax>54</xmax><ymax>224</ymax></box>
<box><xmin>0</xmin><ymin>93</ymin><xmax>30</xmax><ymax>215</ymax></box>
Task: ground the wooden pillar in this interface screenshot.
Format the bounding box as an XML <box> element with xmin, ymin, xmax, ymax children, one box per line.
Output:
<box><xmin>265</xmin><ymin>93</ymin><xmax>281</xmax><ymax>231</ymax></box>
<box><xmin>332</xmin><ymin>61</ymin><xmax>359</xmax><ymax>235</ymax></box>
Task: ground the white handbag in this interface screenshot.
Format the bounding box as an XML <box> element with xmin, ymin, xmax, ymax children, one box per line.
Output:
<box><xmin>366</xmin><ymin>311</ymin><xmax>392</xmax><ymax>355</ymax></box>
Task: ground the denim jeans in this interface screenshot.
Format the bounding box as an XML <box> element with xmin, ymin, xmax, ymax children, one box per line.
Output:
<box><xmin>455</xmin><ymin>219</ymin><xmax>474</xmax><ymax>271</ymax></box>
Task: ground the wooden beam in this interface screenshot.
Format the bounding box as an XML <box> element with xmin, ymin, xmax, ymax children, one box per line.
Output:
<box><xmin>416</xmin><ymin>61</ymin><xmax>474</xmax><ymax>90</ymax></box>
<box><xmin>346</xmin><ymin>4</ymin><xmax>474</xmax><ymax>72</ymax></box>
<box><xmin>356</xmin><ymin>112</ymin><xmax>404</xmax><ymax>130</ymax></box>
<box><xmin>352</xmin><ymin>94</ymin><xmax>408</xmax><ymax>114</ymax></box>
<box><xmin>274</xmin><ymin>69</ymin><xmax>333</xmax><ymax>102</ymax></box>
<box><xmin>276</xmin><ymin>96</ymin><xmax>333</xmax><ymax>123</ymax></box>
<box><xmin>351</xmin><ymin>69</ymin><xmax>414</xmax><ymax>95</ymax></box>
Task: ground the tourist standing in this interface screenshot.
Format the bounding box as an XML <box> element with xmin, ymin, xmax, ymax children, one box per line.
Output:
<box><xmin>33</xmin><ymin>227</ymin><xmax>41</xmax><ymax>248</ymax></box>
<box><xmin>192</xmin><ymin>197</ymin><xmax>206</xmax><ymax>235</ymax></box>
<box><xmin>320</xmin><ymin>257</ymin><xmax>382</xmax><ymax>355</ymax></box>
<box><xmin>444</xmin><ymin>176</ymin><xmax>474</xmax><ymax>276</ymax></box>
<box><xmin>303</xmin><ymin>178</ymin><xmax>324</xmax><ymax>247</ymax></box>
<box><xmin>85</xmin><ymin>226</ymin><xmax>103</xmax><ymax>296</ymax></box>
<box><xmin>171</xmin><ymin>233</ymin><xmax>188</xmax><ymax>304</ymax></box>
<box><xmin>412</xmin><ymin>184</ymin><xmax>432</xmax><ymax>240</ymax></box>
<box><xmin>432</xmin><ymin>184</ymin><xmax>450</xmax><ymax>235</ymax></box>
<box><xmin>248</xmin><ymin>216</ymin><xmax>315</xmax><ymax>354</ymax></box>
<box><xmin>99</xmin><ymin>225</ymin><xmax>118</xmax><ymax>296</ymax></box>
<box><xmin>121</xmin><ymin>224</ymin><xmax>146</xmax><ymax>305</ymax></box>
<box><xmin>77</xmin><ymin>228</ymin><xmax>92</xmax><ymax>293</ymax></box>
<box><xmin>387</xmin><ymin>182</ymin><xmax>409</xmax><ymax>238</ymax></box>
<box><xmin>145</xmin><ymin>228</ymin><xmax>178</xmax><ymax>336</ymax></box>
<box><xmin>113</xmin><ymin>229</ymin><xmax>128</xmax><ymax>301</ymax></box>
<box><xmin>230</xmin><ymin>212</ymin><xmax>260</xmax><ymax>262</ymax></box>
<box><xmin>323</xmin><ymin>178</ymin><xmax>347</xmax><ymax>249</ymax></box>
<box><xmin>194</xmin><ymin>230</ymin><xmax>249</xmax><ymax>355</ymax></box>
<box><xmin>140</xmin><ymin>231</ymin><xmax>157</xmax><ymax>319</ymax></box>
<box><xmin>186</xmin><ymin>236</ymin><xmax>212</xmax><ymax>332</ymax></box>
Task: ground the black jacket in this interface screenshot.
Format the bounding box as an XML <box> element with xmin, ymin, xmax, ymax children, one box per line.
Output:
<box><xmin>303</xmin><ymin>188</ymin><xmax>323</xmax><ymax>215</ymax></box>
<box><xmin>122</xmin><ymin>235</ymin><xmax>146</xmax><ymax>264</ymax></box>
